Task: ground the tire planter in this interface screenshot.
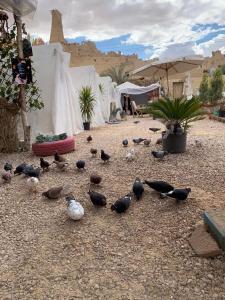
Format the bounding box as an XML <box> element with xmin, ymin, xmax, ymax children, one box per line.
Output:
<box><xmin>162</xmin><ymin>132</ymin><xmax>187</xmax><ymax>154</ymax></box>
<box><xmin>32</xmin><ymin>136</ymin><xmax>75</xmax><ymax>157</ymax></box>
<box><xmin>83</xmin><ymin>122</ymin><xmax>90</xmax><ymax>130</ymax></box>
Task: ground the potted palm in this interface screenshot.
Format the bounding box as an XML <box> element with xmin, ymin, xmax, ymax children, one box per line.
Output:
<box><xmin>79</xmin><ymin>86</ymin><xmax>96</xmax><ymax>130</ymax></box>
<box><xmin>148</xmin><ymin>97</ymin><xmax>206</xmax><ymax>153</ymax></box>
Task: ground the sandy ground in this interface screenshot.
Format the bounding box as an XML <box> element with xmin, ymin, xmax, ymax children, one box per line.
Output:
<box><xmin>0</xmin><ymin>117</ymin><xmax>225</xmax><ymax>300</ymax></box>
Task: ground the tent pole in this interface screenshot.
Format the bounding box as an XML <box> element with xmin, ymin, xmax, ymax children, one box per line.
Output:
<box><xmin>14</xmin><ymin>14</ymin><xmax>30</xmax><ymax>151</ymax></box>
<box><xmin>166</xmin><ymin>67</ymin><xmax>169</xmax><ymax>97</ymax></box>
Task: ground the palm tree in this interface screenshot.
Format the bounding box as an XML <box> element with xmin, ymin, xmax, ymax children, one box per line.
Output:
<box><xmin>101</xmin><ymin>63</ymin><xmax>129</xmax><ymax>84</ymax></box>
<box><xmin>148</xmin><ymin>97</ymin><xmax>206</xmax><ymax>132</ymax></box>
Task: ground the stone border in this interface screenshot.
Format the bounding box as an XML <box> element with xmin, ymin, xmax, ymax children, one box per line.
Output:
<box><xmin>209</xmin><ymin>114</ymin><xmax>225</xmax><ymax>123</ymax></box>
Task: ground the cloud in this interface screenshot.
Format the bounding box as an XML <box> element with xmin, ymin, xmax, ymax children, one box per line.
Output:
<box><xmin>17</xmin><ymin>0</ymin><xmax>225</xmax><ymax>58</ymax></box>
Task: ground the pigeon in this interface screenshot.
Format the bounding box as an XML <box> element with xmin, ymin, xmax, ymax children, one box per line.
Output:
<box><xmin>151</xmin><ymin>150</ymin><xmax>168</xmax><ymax>159</ymax></box>
<box><xmin>23</xmin><ymin>166</ymin><xmax>41</xmax><ymax>178</ymax></box>
<box><xmin>53</xmin><ymin>161</ymin><xmax>69</xmax><ymax>171</ymax></box>
<box><xmin>126</xmin><ymin>149</ymin><xmax>136</xmax><ymax>161</ymax></box>
<box><xmin>76</xmin><ymin>160</ymin><xmax>85</xmax><ymax>170</ymax></box>
<box><xmin>133</xmin><ymin>121</ymin><xmax>140</xmax><ymax>124</ymax></box>
<box><xmin>53</xmin><ymin>151</ymin><xmax>67</xmax><ymax>162</ymax></box>
<box><xmin>90</xmin><ymin>174</ymin><xmax>102</xmax><ymax>185</ymax></box>
<box><xmin>4</xmin><ymin>163</ymin><xmax>13</xmax><ymax>173</ymax></box>
<box><xmin>195</xmin><ymin>139</ymin><xmax>202</xmax><ymax>147</ymax></box>
<box><xmin>149</xmin><ymin>128</ymin><xmax>161</xmax><ymax>133</ymax></box>
<box><xmin>40</xmin><ymin>158</ymin><xmax>50</xmax><ymax>171</ymax></box>
<box><xmin>144</xmin><ymin>180</ymin><xmax>174</xmax><ymax>194</ymax></box>
<box><xmin>87</xmin><ymin>135</ymin><xmax>92</xmax><ymax>143</ymax></box>
<box><xmin>65</xmin><ymin>195</ymin><xmax>84</xmax><ymax>220</ymax></box>
<box><xmin>133</xmin><ymin>138</ymin><xmax>146</xmax><ymax>145</ymax></box>
<box><xmin>122</xmin><ymin>139</ymin><xmax>128</xmax><ymax>147</ymax></box>
<box><xmin>144</xmin><ymin>139</ymin><xmax>151</xmax><ymax>146</ymax></box>
<box><xmin>133</xmin><ymin>177</ymin><xmax>144</xmax><ymax>200</ymax></box>
<box><xmin>90</xmin><ymin>148</ymin><xmax>97</xmax><ymax>157</ymax></box>
<box><xmin>111</xmin><ymin>194</ymin><xmax>131</xmax><ymax>213</ymax></box>
<box><xmin>14</xmin><ymin>163</ymin><xmax>28</xmax><ymax>175</ymax></box>
<box><xmin>27</xmin><ymin>177</ymin><xmax>39</xmax><ymax>192</ymax></box>
<box><xmin>2</xmin><ymin>171</ymin><xmax>12</xmax><ymax>183</ymax></box>
<box><xmin>101</xmin><ymin>150</ymin><xmax>110</xmax><ymax>163</ymax></box>
<box><xmin>42</xmin><ymin>186</ymin><xmax>68</xmax><ymax>199</ymax></box>
<box><xmin>162</xmin><ymin>188</ymin><xmax>191</xmax><ymax>203</ymax></box>
<box><xmin>156</xmin><ymin>138</ymin><xmax>162</xmax><ymax>145</ymax></box>
<box><xmin>87</xmin><ymin>190</ymin><xmax>107</xmax><ymax>206</ymax></box>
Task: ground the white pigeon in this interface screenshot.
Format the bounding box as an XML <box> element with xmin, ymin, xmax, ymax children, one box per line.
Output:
<box><xmin>126</xmin><ymin>148</ymin><xmax>136</xmax><ymax>161</ymax></box>
<box><xmin>195</xmin><ymin>139</ymin><xmax>202</xmax><ymax>147</ymax></box>
<box><xmin>66</xmin><ymin>196</ymin><xmax>84</xmax><ymax>221</ymax></box>
<box><xmin>27</xmin><ymin>177</ymin><xmax>39</xmax><ymax>192</ymax></box>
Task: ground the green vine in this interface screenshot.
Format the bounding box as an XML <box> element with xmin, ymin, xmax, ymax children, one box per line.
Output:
<box><xmin>0</xmin><ymin>24</ymin><xmax>44</xmax><ymax>110</ymax></box>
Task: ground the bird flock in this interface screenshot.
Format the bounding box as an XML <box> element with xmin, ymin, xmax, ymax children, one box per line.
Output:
<box><xmin>2</xmin><ymin>130</ymin><xmax>192</xmax><ymax>221</ymax></box>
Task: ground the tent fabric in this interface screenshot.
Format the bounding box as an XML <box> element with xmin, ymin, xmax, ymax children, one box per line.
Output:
<box><xmin>29</xmin><ymin>43</ymin><xmax>116</xmax><ymax>141</ymax></box>
<box><xmin>116</xmin><ymin>82</ymin><xmax>160</xmax><ymax>95</ymax></box>
<box><xmin>0</xmin><ymin>0</ymin><xmax>37</xmax><ymax>16</ymax></box>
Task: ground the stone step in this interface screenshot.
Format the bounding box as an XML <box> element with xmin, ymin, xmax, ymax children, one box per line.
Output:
<box><xmin>188</xmin><ymin>224</ymin><xmax>222</xmax><ymax>257</ymax></box>
<box><xmin>203</xmin><ymin>209</ymin><xmax>225</xmax><ymax>251</ymax></box>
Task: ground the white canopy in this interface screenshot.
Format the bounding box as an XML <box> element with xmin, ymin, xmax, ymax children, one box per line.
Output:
<box><xmin>28</xmin><ymin>43</ymin><xmax>117</xmax><ymax>141</ymax></box>
<box><xmin>116</xmin><ymin>81</ymin><xmax>160</xmax><ymax>95</ymax></box>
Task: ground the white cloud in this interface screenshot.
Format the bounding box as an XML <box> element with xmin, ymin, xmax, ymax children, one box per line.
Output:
<box><xmin>15</xmin><ymin>0</ymin><xmax>225</xmax><ymax>58</ymax></box>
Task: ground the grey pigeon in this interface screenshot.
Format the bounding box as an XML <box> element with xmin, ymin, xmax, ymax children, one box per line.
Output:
<box><xmin>88</xmin><ymin>190</ymin><xmax>107</xmax><ymax>206</ymax></box>
<box><xmin>122</xmin><ymin>139</ymin><xmax>128</xmax><ymax>147</ymax></box>
<box><xmin>133</xmin><ymin>138</ymin><xmax>146</xmax><ymax>145</ymax></box>
<box><xmin>133</xmin><ymin>177</ymin><xmax>144</xmax><ymax>200</ymax></box>
<box><xmin>151</xmin><ymin>150</ymin><xmax>168</xmax><ymax>159</ymax></box>
<box><xmin>111</xmin><ymin>194</ymin><xmax>131</xmax><ymax>213</ymax></box>
<box><xmin>162</xmin><ymin>188</ymin><xmax>191</xmax><ymax>203</ymax></box>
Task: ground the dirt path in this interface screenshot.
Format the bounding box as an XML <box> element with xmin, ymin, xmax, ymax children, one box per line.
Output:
<box><xmin>0</xmin><ymin>117</ymin><xmax>225</xmax><ymax>299</ymax></box>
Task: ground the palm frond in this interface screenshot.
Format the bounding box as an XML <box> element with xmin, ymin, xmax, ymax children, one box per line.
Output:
<box><xmin>79</xmin><ymin>86</ymin><xmax>96</xmax><ymax>122</ymax></box>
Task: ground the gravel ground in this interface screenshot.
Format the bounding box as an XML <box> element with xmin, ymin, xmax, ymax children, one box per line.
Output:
<box><xmin>0</xmin><ymin>117</ymin><xmax>225</xmax><ymax>300</ymax></box>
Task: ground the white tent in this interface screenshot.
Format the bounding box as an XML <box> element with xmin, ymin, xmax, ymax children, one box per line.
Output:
<box><xmin>28</xmin><ymin>43</ymin><xmax>116</xmax><ymax>141</ymax></box>
<box><xmin>116</xmin><ymin>82</ymin><xmax>160</xmax><ymax>95</ymax></box>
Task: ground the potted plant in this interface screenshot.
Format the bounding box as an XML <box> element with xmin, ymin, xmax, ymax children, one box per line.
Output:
<box><xmin>148</xmin><ymin>97</ymin><xmax>206</xmax><ymax>153</ymax></box>
<box><xmin>79</xmin><ymin>86</ymin><xmax>96</xmax><ymax>130</ymax></box>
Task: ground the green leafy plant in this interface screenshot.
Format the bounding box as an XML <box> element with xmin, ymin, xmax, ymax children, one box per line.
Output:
<box><xmin>148</xmin><ymin>97</ymin><xmax>206</xmax><ymax>132</ymax></box>
<box><xmin>210</xmin><ymin>68</ymin><xmax>224</xmax><ymax>104</ymax></box>
<box><xmin>35</xmin><ymin>133</ymin><xmax>67</xmax><ymax>143</ymax></box>
<box><xmin>0</xmin><ymin>24</ymin><xmax>44</xmax><ymax>110</ymax></box>
<box><xmin>199</xmin><ymin>73</ymin><xmax>210</xmax><ymax>103</ymax></box>
<box><xmin>101</xmin><ymin>62</ymin><xmax>130</xmax><ymax>84</ymax></box>
<box><xmin>79</xmin><ymin>86</ymin><xmax>96</xmax><ymax>122</ymax></box>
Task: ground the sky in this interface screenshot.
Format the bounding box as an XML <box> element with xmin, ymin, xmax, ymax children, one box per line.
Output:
<box><xmin>24</xmin><ymin>0</ymin><xmax>225</xmax><ymax>60</ymax></box>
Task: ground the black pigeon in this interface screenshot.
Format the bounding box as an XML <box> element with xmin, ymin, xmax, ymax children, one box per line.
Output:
<box><xmin>40</xmin><ymin>158</ymin><xmax>50</xmax><ymax>171</ymax></box>
<box><xmin>163</xmin><ymin>188</ymin><xmax>191</xmax><ymax>203</ymax></box>
<box><xmin>87</xmin><ymin>135</ymin><xmax>92</xmax><ymax>143</ymax></box>
<box><xmin>144</xmin><ymin>180</ymin><xmax>174</xmax><ymax>194</ymax></box>
<box><xmin>133</xmin><ymin>138</ymin><xmax>146</xmax><ymax>145</ymax></box>
<box><xmin>149</xmin><ymin>128</ymin><xmax>161</xmax><ymax>133</ymax></box>
<box><xmin>111</xmin><ymin>194</ymin><xmax>131</xmax><ymax>213</ymax></box>
<box><xmin>4</xmin><ymin>163</ymin><xmax>13</xmax><ymax>173</ymax></box>
<box><xmin>76</xmin><ymin>160</ymin><xmax>85</xmax><ymax>170</ymax></box>
<box><xmin>14</xmin><ymin>163</ymin><xmax>28</xmax><ymax>175</ymax></box>
<box><xmin>88</xmin><ymin>190</ymin><xmax>107</xmax><ymax>206</ymax></box>
<box><xmin>151</xmin><ymin>150</ymin><xmax>168</xmax><ymax>159</ymax></box>
<box><xmin>133</xmin><ymin>177</ymin><xmax>144</xmax><ymax>200</ymax></box>
<box><xmin>23</xmin><ymin>166</ymin><xmax>41</xmax><ymax>178</ymax></box>
<box><xmin>133</xmin><ymin>121</ymin><xmax>140</xmax><ymax>124</ymax></box>
<box><xmin>101</xmin><ymin>150</ymin><xmax>110</xmax><ymax>163</ymax></box>
<box><xmin>122</xmin><ymin>139</ymin><xmax>128</xmax><ymax>147</ymax></box>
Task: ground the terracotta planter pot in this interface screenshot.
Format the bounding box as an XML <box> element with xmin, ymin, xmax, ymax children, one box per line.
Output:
<box><xmin>32</xmin><ymin>136</ymin><xmax>75</xmax><ymax>157</ymax></box>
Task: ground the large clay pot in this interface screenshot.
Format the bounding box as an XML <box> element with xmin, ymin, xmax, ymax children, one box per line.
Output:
<box><xmin>162</xmin><ymin>132</ymin><xmax>187</xmax><ymax>153</ymax></box>
<box><xmin>32</xmin><ymin>136</ymin><xmax>75</xmax><ymax>157</ymax></box>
